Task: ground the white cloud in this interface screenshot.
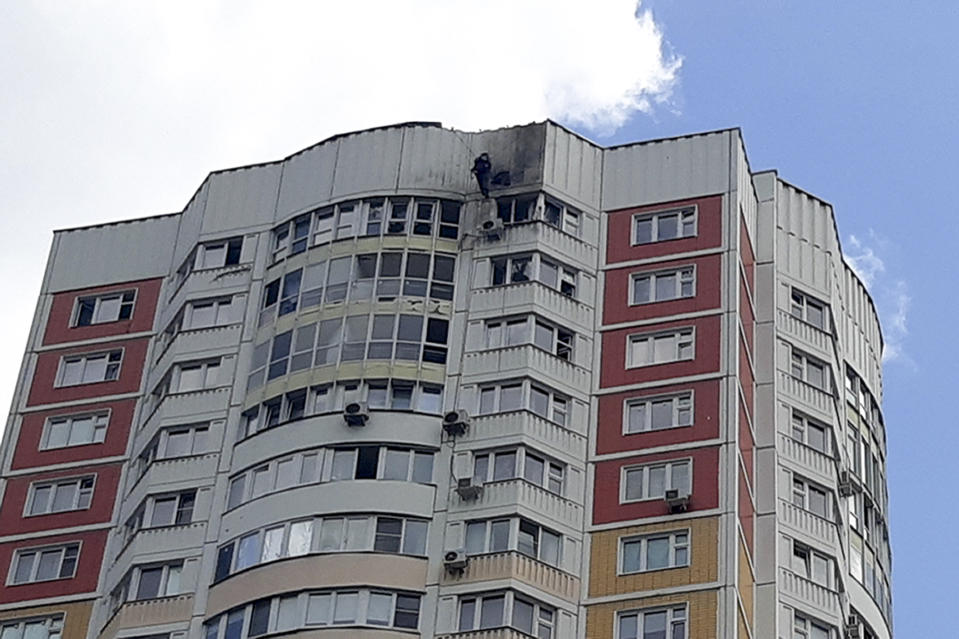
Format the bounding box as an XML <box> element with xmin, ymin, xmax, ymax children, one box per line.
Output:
<box><xmin>0</xmin><ymin>2</ymin><xmax>681</xmax><ymax>421</ymax></box>
<box><xmin>844</xmin><ymin>233</ymin><xmax>914</xmax><ymax>368</ymax></box>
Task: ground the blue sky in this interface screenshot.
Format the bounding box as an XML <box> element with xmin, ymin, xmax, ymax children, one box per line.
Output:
<box><xmin>0</xmin><ymin>1</ymin><xmax>953</xmax><ymax>635</ymax></box>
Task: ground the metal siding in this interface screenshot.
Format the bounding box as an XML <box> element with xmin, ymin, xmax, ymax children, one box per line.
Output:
<box><xmin>275</xmin><ymin>141</ymin><xmax>338</xmax><ymax>220</ymax></box>
<box><xmin>543</xmin><ymin>123</ymin><xmax>603</xmax><ymax>209</ymax></box>
<box><xmin>396</xmin><ymin>125</ymin><xmax>472</xmax><ymax>193</ymax></box>
<box><xmin>47</xmin><ymin>216</ymin><xmax>180</xmax><ymax>292</ymax></box>
<box><xmin>170</xmin><ymin>179</ymin><xmax>209</xmax><ymax>271</ymax></box>
<box><xmin>601</xmin><ymin>131</ymin><xmax>731</xmax><ymax>211</ymax></box>
<box><xmin>202</xmin><ymin>164</ymin><xmax>281</xmax><ymax>235</ymax></box>
<box><xmin>330</xmin><ymin>129</ymin><xmax>405</xmax><ymax>199</ymax></box>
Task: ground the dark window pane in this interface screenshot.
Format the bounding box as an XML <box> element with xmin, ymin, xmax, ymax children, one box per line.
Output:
<box><xmin>356</xmin><ymin>446</ymin><xmax>379</xmax><ymax>479</ymax></box>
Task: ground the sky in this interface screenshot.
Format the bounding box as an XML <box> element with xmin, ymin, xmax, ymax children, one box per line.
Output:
<box><xmin>0</xmin><ymin>0</ymin><xmax>955</xmax><ymax>635</ymax></box>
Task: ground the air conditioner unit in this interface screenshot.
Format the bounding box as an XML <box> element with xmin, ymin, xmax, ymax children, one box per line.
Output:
<box><xmin>844</xmin><ymin>614</ymin><xmax>863</xmax><ymax>639</ymax></box>
<box><xmin>443</xmin><ymin>548</ymin><xmax>469</xmax><ymax>572</ymax></box>
<box><xmin>343</xmin><ymin>401</ymin><xmax>370</xmax><ymax>427</ymax></box>
<box><xmin>664</xmin><ymin>489</ymin><xmax>690</xmax><ymax>513</ymax></box>
<box><xmin>478</xmin><ymin>215</ymin><xmax>505</xmax><ymax>240</ymax></box>
<box><xmin>455</xmin><ymin>477</ymin><xmax>484</xmax><ymax>500</ymax></box>
<box><xmin>443</xmin><ymin>409</ymin><xmax>470</xmax><ymax>437</ymax></box>
<box><xmin>838</xmin><ymin>470</ymin><xmax>860</xmax><ymax>497</ymax></box>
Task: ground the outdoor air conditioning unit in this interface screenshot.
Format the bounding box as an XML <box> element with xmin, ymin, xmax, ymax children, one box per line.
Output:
<box><xmin>844</xmin><ymin>614</ymin><xmax>863</xmax><ymax>639</ymax></box>
<box><xmin>443</xmin><ymin>409</ymin><xmax>471</xmax><ymax>437</ymax></box>
<box><xmin>664</xmin><ymin>489</ymin><xmax>690</xmax><ymax>513</ymax></box>
<box><xmin>455</xmin><ymin>477</ymin><xmax>484</xmax><ymax>500</ymax></box>
<box><xmin>444</xmin><ymin>548</ymin><xmax>469</xmax><ymax>572</ymax></box>
<box><xmin>343</xmin><ymin>401</ymin><xmax>370</xmax><ymax>427</ymax></box>
<box><xmin>478</xmin><ymin>214</ymin><xmax>505</xmax><ymax>240</ymax></box>
<box><xmin>838</xmin><ymin>470</ymin><xmax>860</xmax><ymax>497</ymax></box>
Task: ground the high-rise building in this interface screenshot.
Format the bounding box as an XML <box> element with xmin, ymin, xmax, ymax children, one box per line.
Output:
<box><xmin>0</xmin><ymin>121</ymin><xmax>892</xmax><ymax>639</ymax></box>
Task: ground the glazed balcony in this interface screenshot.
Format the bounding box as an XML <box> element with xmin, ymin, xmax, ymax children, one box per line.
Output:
<box><xmin>470</xmin><ymin>282</ymin><xmax>593</xmax><ymax>332</ymax></box>
<box><xmin>461</xmin><ymin>344</ymin><xmax>591</xmax><ymax>398</ymax></box>
<box><xmin>440</xmin><ymin>550</ymin><xmax>580</xmax><ymax>601</ymax></box>
<box><xmin>779</xmin><ymin>568</ymin><xmax>841</xmax><ymax>617</ymax></box>
<box><xmin>777</xmin><ymin>309</ymin><xmax>833</xmax><ymax>357</ymax></box>
<box><xmin>448</xmin><ymin>478</ymin><xmax>583</xmax><ymax>532</ymax></box>
<box><xmin>779</xmin><ymin>434</ymin><xmax>836</xmax><ymax>485</ymax></box>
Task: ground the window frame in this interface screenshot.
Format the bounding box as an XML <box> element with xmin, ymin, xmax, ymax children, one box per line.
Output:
<box><xmin>618</xmin><ymin>529</ymin><xmax>690</xmax><ymax>575</ymax></box>
<box><xmin>790</xmin><ymin>289</ymin><xmax>828</xmax><ymax>331</ymax></box>
<box><xmin>629</xmin><ymin>265</ymin><xmax>696</xmax><ymax>305</ymax></box>
<box><xmin>8</xmin><ymin>542</ymin><xmax>81</xmax><ymax>585</ymax></box>
<box><xmin>40</xmin><ymin>410</ymin><xmax>110</xmax><ymax>450</ymax></box>
<box><xmin>471</xmin><ymin>447</ymin><xmax>565</xmax><ymax>496</ymax></box>
<box><xmin>25</xmin><ymin>475</ymin><xmax>96</xmax><ymax>516</ymax></box>
<box><xmin>457</xmin><ymin>590</ymin><xmax>554</xmax><ymax>637</ymax></box>
<box><xmin>616</xmin><ymin>604</ymin><xmax>688</xmax><ymax>639</ymax></box>
<box><xmin>477</xmin><ymin>379</ymin><xmax>570</xmax><ymax>426</ymax></box>
<box><xmin>623</xmin><ymin>391</ymin><xmax>694</xmax><ymax>434</ymax></box>
<box><xmin>626</xmin><ymin>328</ymin><xmax>695</xmax><ymax>368</ymax></box>
<box><xmin>489</xmin><ymin>253</ymin><xmax>578</xmax><ymax>298</ymax></box>
<box><xmin>790</xmin><ymin>348</ymin><xmax>830</xmax><ymax>392</ymax></box>
<box><xmin>631</xmin><ymin>206</ymin><xmax>697</xmax><ymax>245</ymax></box>
<box><xmin>71</xmin><ymin>290</ymin><xmax>137</xmax><ymax>327</ymax></box>
<box><xmin>620</xmin><ymin>458</ymin><xmax>693</xmax><ymax>503</ymax></box>
<box><xmin>0</xmin><ymin>614</ymin><xmax>64</xmax><ymax>639</ymax></box>
<box><xmin>55</xmin><ymin>349</ymin><xmax>123</xmax><ymax>387</ymax></box>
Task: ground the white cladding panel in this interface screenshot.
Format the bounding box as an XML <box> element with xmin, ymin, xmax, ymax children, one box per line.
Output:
<box><xmin>275</xmin><ymin>140</ymin><xmax>339</xmax><ymax>219</ymax></box>
<box><xmin>202</xmin><ymin>164</ymin><xmax>282</xmax><ymax>235</ymax></box>
<box><xmin>602</xmin><ymin>130</ymin><xmax>732</xmax><ymax>210</ymax></box>
<box><xmin>330</xmin><ymin>128</ymin><xmax>405</xmax><ymax>199</ymax></box>
<box><xmin>543</xmin><ymin>123</ymin><xmax>603</xmax><ymax>209</ymax></box>
<box><xmin>170</xmin><ymin>179</ymin><xmax>210</xmax><ymax>273</ymax></box>
<box><xmin>397</xmin><ymin>125</ymin><xmax>473</xmax><ymax>193</ymax></box>
<box><xmin>47</xmin><ymin>214</ymin><xmax>180</xmax><ymax>292</ymax></box>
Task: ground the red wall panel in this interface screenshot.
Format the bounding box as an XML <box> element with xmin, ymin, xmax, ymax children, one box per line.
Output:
<box><xmin>599</xmin><ymin>315</ymin><xmax>722</xmax><ymax>389</ymax></box>
<box><xmin>0</xmin><ymin>464</ymin><xmax>122</xmax><ymax>536</ymax></box>
<box><xmin>603</xmin><ymin>254</ymin><xmax>723</xmax><ymax>326</ymax></box>
<box><xmin>739</xmin><ymin>343</ymin><xmax>754</xmax><ymax>420</ymax></box>
<box><xmin>27</xmin><ymin>338</ymin><xmax>148</xmax><ymax>407</ymax></box>
<box><xmin>606</xmin><ymin>195</ymin><xmax>723</xmax><ymax>265</ymax></box>
<box><xmin>0</xmin><ymin>530</ymin><xmax>107</xmax><ymax>603</ymax></box>
<box><xmin>593</xmin><ymin>446</ymin><xmax>720</xmax><ymax>525</ymax></box>
<box><xmin>11</xmin><ymin>399</ymin><xmax>135</xmax><ymax>471</ymax></box>
<box><xmin>42</xmin><ymin>278</ymin><xmax>162</xmax><ymax>346</ymax></box>
<box><xmin>740</xmin><ymin>277</ymin><xmax>755</xmax><ymax>356</ymax></box>
<box><xmin>596</xmin><ymin>379</ymin><xmax>721</xmax><ymax>455</ymax></box>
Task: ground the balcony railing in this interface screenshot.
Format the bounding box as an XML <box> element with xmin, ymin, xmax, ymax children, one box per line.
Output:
<box><xmin>777</xmin><ymin>309</ymin><xmax>833</xmax><ymax>355</ymax></box>
<box><xmin>779</xmin><ymin>567</ymin><xmax>841</xmax><ymax>616</ymax></box>
<box><xmin>471</xmin><ymin>282</ymin><xmax>593</xmax><ymax>331</ymax></box>
<box><xmin>469</xmin><ymin>411</ymin><xmax>588</xmax><ymax>451</ymax></box>
<box><xmin>99</xmin><ymin>594</ymin><xmax>194</xmax><ymax>639</ymax></box>
<box><xmin>779</xmin><ymin>500</ymin><xmax>838</xmax><ymax>548</ymax></box>
<box><xmin>779</xmin><ymin>434</ymin><xmax>836</xmax><ymax>483</ymax></box>
<box><xmin>462</xmin><ymin>345</ymin><xmax>591</xmax><ymax>396</ymax></box>
<box><xmin>438</xmin><ymin>629</ymin><xmax>536</xmax><ymax>639</ymax></box>
<box><xmin>448</xmin><ymin>478</ymin><xmax>583</xmax><ymax>531</ymax></box>
<box><xmin>441</xmin><ymin>551</ymin><xmax>579</xmax><ymax>601</ymax></box>
<box><xmin>779</xmin><ymin>371</ymin><xmax>836</xmax><ymax>418</ymax></box>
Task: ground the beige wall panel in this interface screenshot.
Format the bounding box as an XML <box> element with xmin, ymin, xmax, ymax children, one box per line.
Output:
<box><xmin>586</xmin><ymin>590</ymin><xmax>718</xmax><ymax>639</ymax></box>
<box><xmin>0</xmin><ymin>600</ymin><xmax>93</xmax><ymax>637</ymax></box>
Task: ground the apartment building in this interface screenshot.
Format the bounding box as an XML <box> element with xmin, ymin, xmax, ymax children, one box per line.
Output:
<box><xmin>0</xmin><ymin>121</ymin><xmax>892</xmax><ymax>639</ymax></box>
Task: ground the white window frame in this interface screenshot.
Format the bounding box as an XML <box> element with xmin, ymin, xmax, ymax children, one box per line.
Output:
<box><xmin>619</xmin><ymin>530</ymin><xmax>690</xmax><ymax>574</ymax></box>
<box><xmin>0</xmin><ymin>614</ymin><xmax>64</xmax><ymax>639</ymax></box>
<box><xmin>195</xmin><ymin>237</ymin><xmax>242</xmax><ymax>270</ymax></box>
<box><xmin>631</xmin><ymin>206</ymin><xmax>697</xmax><ymax>245</ymax></box>
<box><xmin>26</xmin><ymin>476</ymin><xmax>96</xmax><ymax>516</ymax></box>
<box><xmin>457</xmin><ymin>590</ymin><xmax>554</xmax><ymax>637</ymax></box>
<box><xmin>41</xmin><ymin>411</ymin><xmax>109</xmax><ymax>450</ymax></box>
<box><xmin>627</xmin><ymin>328</ymin><xmax>695</xmax><ymax>368</ymax></box>
<box><xmin>621</xmin><ymin>459</ymin><xmax>692</xmax><ymax>503</ymax></box>
<box><xmin>170</xmin><ymin>359</ymin><xmax>222</xmax><ymax>394</ymax></box>
<box><xmin>471</xmin><ymin>447</ymin><xmax>565</xmax><ymax>495</ymax></box>
<box><xmin>617</xmin><ymin>605</ymin><xmax>688</xmax><ymax>639</ymax></box>
<box><xmin>489</xmin><ymin>253</ymin><xmax>577</xmax><ymax>298</ymax></box>
<box><xmin>790</xmin><ymin>411</ymin><xmax>830</xmax><ymax>454</ymax></box>
<box><xmin>791</xmin><ymin>539</ymin><xmax>834</xmax><ymax>589</ymax></box>
<box><xmin>129</xmin><ymin>561</ymin><xmax>183</xmax><ymax>601</ymax></box>
<box><xmin>792</xmin><ymin>475</ymin><xmax>830</xmax><ymax>519</ymax></box>
<box><xmin>623</xmin><ymin>391</ymin><xmax>693</xmax><ymax>434</ymax></box>
<box><xmin>55</xmin><ymin>349</ymin><xmax>123</xmax><ymax>387</ymax></box>
<box><xmin>790</xmin><ymin>349</ymin><xmax>830</xmax><ymax>391</ymax></box>
<box><xmin>790</xmin><ymin>289</ymin><xmax>828</xmax><ymax>331</ymax></box>
<box><xmin>72</xmin><ymin>290</ymin><xmax>136</xmax><ymax>327</ymax></box>
<box><xmin>464</xmin><ymin>517</ymin><xmax>562</xmax><ymax>567</ymax></box>
<box><xmin>630</xmin><ymin>266</ymin><xmax>696</xmax><ymax>305</ymax></box>
<box><xmin>792</xmin><ymin>610</ymin><xmax>834</xmax><ymax>639</ymax></box>
<box><xmin>8</xmin><ymin>543</ymin><xmax>80</xmax><ymax>585</ymax></box>
<box><xmin>477</xmin><ymin>380</ymin><xmax>570</xmax><ymax>426</ymax></box>
<box><xmin>182</xmin><ymin>297</ymin><xmax>237</xmax><ymax>331</ymax></box>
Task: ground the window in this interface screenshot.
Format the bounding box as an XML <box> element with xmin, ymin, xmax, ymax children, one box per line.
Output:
<box><xmin>617</xmin><ymin>605</ymin><xmax>687</xmax><ymax>639</ymax></box>
<box><xmin>791</xmin><ymin>540</ymin><xmax>833</xmax><ymax>588</ymax></box>
<box><xmin>791</xmin><ymin>289</ymin><xmax>827</xmax><ymax>330</ymax></box>
<box><xmin>9</xmin><ymin>544</ymin><xmax>78</xmax><ymax>584</ymax></box>
<box><xmin>792</xmin><ymin>475</ymin><xmax>829</xmax><ymax>518</ymax></box>
<box><xmin>625</xmin><ymin>392</ymin><xmax>693</xmax><ymax>434</ymax></box>
<box><xmin>171</xmin><ymin>359</ymin><xmax>221</xmax><ymax>393</ymax></box>
<box><xmin>464</xmin><ymin>517</ymin><xmax>562</xmax><ymax>566</ymax></box>
<box><xmin>477</xmin><ymin>380</ymin><xmax>570</xmax><ymax>425</ymax></box>
<box><xmin>183</xmin><ymin>298</ymin><xmax>238</xmax><ymax>330</ymax></box>
<box><xmin>196</xmin><ymin>237</ymin><xmax>243</xmax><ymax>270</ymax></box>
<box><xmin>621</xmin><ymin>531</ymin><xmax>689</xmax><ymax>573</ymax></box>
<box><xmin>790</xmin><ymin>349</ymin><xmax>829</xmax><ymax>391</ymax></box>
<box><xmin>41</xmin><ymin>411</ymin><xmax>109</xmax><ymax>449</ymax></box>
<box><xmin>792</xmin><ymin>612</ymin><xmax>833</xmax><ymax>639</ymax></box>
<box><xmin>628</xmin><ymin>329</ymin><xmax>694</xmax><ymax>367</ymax></box>
<box><xmin>0</xmin><ymin>615</ymin><xmax>64</xmax><ymax>639</ymax></box>
<box><xmin>73</xmin><ymin>291</ymin><xmax>135</xmax><ymax>326</ymax></box>
<box><xmin>490</xmin><ymin>254</ymin><xmax>577</xmax><ymax>298</ymax></box>
<box><xmin>496</xmin><ymin>193</ymin><xmax>581</xmax><ymax>237</ymax></box>
<box><xmin>485</xmin><ymin>316</ymin><xmax>574</xmax><ymax>361</ymax></box>
<box><xmin>632</xmin><ymin>207</ymin><xmax>696</xmax><ymax>244</ymax></box>
<box><xmin>791</xmin><ymin>411</ymin><xmax>830</xmax><ymax>454</ymax></box>
<box><xmin>458</xmin><ymin>591</ymin><xmax>554</xmax><ymax>638</ymax></box>
<box><xmin>622</xmin><ymin>459</ymin><xmax>691</xmax><ymax>502</ymax></box>
<box><xmin>130</xmin><ymin>562</ymin><xmax>182</xmax><ymax>600</ymax></box>
<box><xmin>631</xmin><ymin>267</ymin><xmax>695</xmax><ymax>304</ymax></box>
<box><xmin>56</xmin><ymin>350</ymin><xmax>122</xmax><ymax>386</ymax></box>
<box><xmin>472</xmin><ymin>448</ymin><xmax>565</xmax><ymax>495</ymax></box>
<box><xmin>148</xmin><ymin>491</ymin><xmax>196</xmax><ymax>527</ymax></box>
<box><xmin>497</xmin><ymin>194</ymin><xmax>537</xmax><ymax>224</ymax></box>
<box><xmin>27</xmin><ymin>477</ymin><xmax>94</xmax><ymax>515</ymax></box>
<box><xmin>543</xmin><ymin>196</ymin><xmax>581</xmax><ymax>236</ymax></box>
<box><xmin>331</xmin><ymin>447</ymin><xmax>433</xmax><ymax>484</ymax></box>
